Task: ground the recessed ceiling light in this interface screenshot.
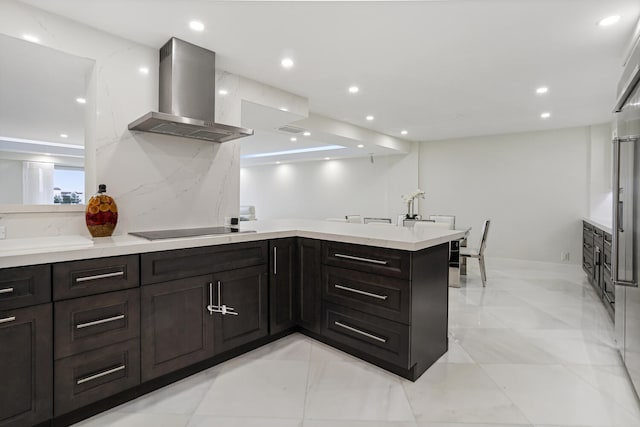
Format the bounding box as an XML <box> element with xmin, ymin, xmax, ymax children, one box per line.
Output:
<box><xmin>303</xmin><ymin>131</ymin><xmax>311</xmax><ymax>136</ymax></box>
<box><xmin>536</xmin><ymin>87</ymin><xmax>548</xmax><ymax>94</ymax></box>
<box><xmin>189</xmin><ymin>21</ymin><xmax>205</xmax><ymax>31</ymax></box>
<box><xmin>357</xmin><ymin>144</ymin><xmax>364</xmax><ymax>148</ymax></box>
<box><xmin>540</xmin><ymin>112</ymin><xmax>551</xmax><ymax>119</ymax></box>
<box><xmin>290</xmin><ymin>137</ymin><xmax>297</xmax><ymax>142</ymax></box>
<box><xmin>280</xmin><ymin>107</ymin><xmax>288</xmax><ymax>112</ymax></box>
<box><xmin>598</xmin><ymin>15</ymin><xmax>621</xmax><ymax>26</ymax></box>
<box><xmin>348</xmin><ymin>86</ymin><xmax>359</xmax><ymax>94</ymax></box>
<box><xmin>60</xmin><ymin>134</ymin><xmax>68</xmax><ymax>138</ymax></box>
<box><xmin>276</xmin><ymin>161</ymin><xmax>281</xmax><ymax>165</ymax></box>
<box><xmin>76</xmin><ymin>97</ymin><xmax>87</xmax><ymax>104</ymax></box>
<box><xmin>218</xmin><ymin>89</ymin><xmax>228</xmax><ymax>96</ymax></box>
<box><xmin>281</xmin><ymin>58</ymin><xmax>294</xmax><ymax>68</ymax></box>
<box><xmin>22</xmin><ymin>34</ymin><xmax>39</xmax><ymax>43</ymax></box>
<box><xmin>139</xmin><ymin>67</ymin><xmax>149</xmax><ymax>75</ymax></box>
<box><xmin>324</xmin><ymin>157</ymin><xmax>331</xmax><ymax>161</ymax></box>
<box><xmin>401</xmin><ymin>130</ymin><xmax>408</xmax><ymax>135</ymax></box>
<box><xmin>366</xmin><ymin>115</ymin><xmax>374</xmax><ymax>121</ymax></box>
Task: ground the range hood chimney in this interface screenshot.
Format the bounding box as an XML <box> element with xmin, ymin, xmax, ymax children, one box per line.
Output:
<box><xmin>128</xmin><ymin>37</ymin><xmax>253</xmax><ymax>143</ymax></box>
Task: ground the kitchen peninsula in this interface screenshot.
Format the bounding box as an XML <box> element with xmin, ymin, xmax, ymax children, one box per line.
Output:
<box><xmin>0</xmin><ymin>220</ymin><xmax>464</xmax><ymax>427</ymax></box>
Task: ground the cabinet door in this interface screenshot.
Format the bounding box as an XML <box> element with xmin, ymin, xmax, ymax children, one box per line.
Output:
<box><xmin>269</xmin><ymin>238</ymin><xmax>297</xmax><ymax>334</ymax></box>
<box><xmin>141</xmin><ymin>275</ymin><xmax>214</xmax><ymax>381</ymax></box>
<box><xmin>298</xmin><ymin>239</ymin><xmax>322</xmax><ymax>334</ymax></box>
<box><xmin>213</xmin><ymin>266</ymin><xmax>268</xmax><ymax>354</ymax></box>
<box><xmin>0</xmin><ymin>304</ymin><xmax>52</xmax><ymax>427</ymax></box>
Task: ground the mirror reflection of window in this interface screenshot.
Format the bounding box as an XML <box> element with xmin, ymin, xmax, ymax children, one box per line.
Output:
<box><xmin>0</xmin><ymin>34</ymin><xmax>93</xmax><ymax>206</ymax></box>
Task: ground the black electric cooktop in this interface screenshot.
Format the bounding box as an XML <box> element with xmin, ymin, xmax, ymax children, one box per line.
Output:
<box><xmin>129</xmin><ymin>226</ymin><xmax>256</xmax><ymax>241</ymax></box>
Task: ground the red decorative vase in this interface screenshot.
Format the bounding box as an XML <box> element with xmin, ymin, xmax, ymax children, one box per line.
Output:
<box><xmin>85</xmin><ymin>184</ymin><xmax>118</xmax><ymax>237</ymax></box>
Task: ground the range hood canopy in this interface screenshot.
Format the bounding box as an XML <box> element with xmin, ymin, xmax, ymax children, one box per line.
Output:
<box><xmin>128</xmin><ymin>37</ymin><xmax>253</xmax><ymax>143</ymax></box>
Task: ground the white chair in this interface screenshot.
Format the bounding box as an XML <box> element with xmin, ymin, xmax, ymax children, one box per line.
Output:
<box><xmin>326</xmin><ymin>218</ymin><xmax>347</xmax><ymax>222</ymax></box>
<box><xmin>428</xmin><ymin>214</ymin><xmax>455</xmax><ymax>229</ymax></box>
<box><xmin>363</xmin><ymin>217</ymin><xmax>392</xmax><ymax>224</ymax></box>
<box><xmin>413</xmin><ymin>221</ymin><xmax>451</xmax><ymax>230</ymax></box>
<box><xmin>460</xmin><ymin>219</ymin><xmax>491</xmax><ymax>287</ymax></box>
<box><xmin>345</xmin><ymin>215</ymin><xmax>362</xmax><ymax>223</ymax></box>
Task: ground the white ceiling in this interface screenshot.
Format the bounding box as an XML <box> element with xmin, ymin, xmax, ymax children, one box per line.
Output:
<box><xmin>18</xmin><ymin>0</ymin><xmax>640</xmax><ymax>144</ymax></box>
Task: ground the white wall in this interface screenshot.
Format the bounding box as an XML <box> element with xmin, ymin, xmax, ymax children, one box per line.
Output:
<box><xmin>240</xmin><ymin>144</ymin><xmax>419</xmax><ymax>221</ymax></box>
<box><xmin>0</xmin><ymin>1</ymin><xmax>305</xmax><ymax>239</ymax></box>
<box><xmin>588</xmin><ymin>124</ymin><xmax>613</xmax><ymax>222</ymax></box>
<box><xmin>418</xmin><ymin>125</ymin><xmax>609</xmax><ymax>264</ymax></box>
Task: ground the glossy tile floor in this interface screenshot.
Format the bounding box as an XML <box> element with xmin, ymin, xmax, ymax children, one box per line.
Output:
<box><xmin>75</xmin><ymin>259</ymin><xmax>640</xmax><ymax>427</ymax></box>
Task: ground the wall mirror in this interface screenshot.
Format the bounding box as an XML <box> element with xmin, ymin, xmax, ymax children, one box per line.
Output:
<box><xmin>0</xmin><ymin>34</ymin><xmax>94</xmax><ymax>209</ymax></box>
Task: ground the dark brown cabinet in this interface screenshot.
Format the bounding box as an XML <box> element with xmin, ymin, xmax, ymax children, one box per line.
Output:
<box><xmin>0</xmin><ymin>264</ymin><xmax>51</xmax><ymax>311</ymax></box>
<box><xmin>141</xmin><ymin>275</ymin><xmax>215</xmax><ymax>381</ymax></box>
<box><xmin>213</xmin><ymin>265</ymin><xmax>269</xmax><ymax>353</ymax></box>
<box><xmin>269</xmin><ymin>238</ymin><xmax>297</xmax><ymax>334</ymax></box>
<box><xmin>297</xmin><ymin>238</ymin><xmax>322</xmax><ymax>334</ymax></box>
<box><xmin>582</xmin><ymin>221</ymin><xmax>614</xmax><ymax>317</ymax></box>
<box><xmin>0</xmin><ymin>303</ymin><xmax>52</xmax><ymax>427</ymax></box>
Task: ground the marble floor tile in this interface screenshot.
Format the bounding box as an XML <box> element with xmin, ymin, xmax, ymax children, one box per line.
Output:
<box><xmin>482</xmin><ymin>364</ymin><xmax>640</xmax><ymax>426</ymax></box>
<box><xmin>304</xmin><ymin>421</ymin><xmax>418</xmax><ymax>427</ymax></box>
<box><xmin>435</xmin><ymin>340</ymin><xmax>475</xmax><ymax>364</ymax></box>
<box><xmin>115</xmin><ymin>368</ymin><xmax>217</xmax><ymax>414</ymax></box>
<box><xmin>517</xmin><ymin>329</ymin><xmax>623</xmax><ymax>366</ymax></box>
<box><xmin>194</xmin><ymin>359</ymin><xmax>309</xmax><ymax>419</ymax></box>
<box><xmin>417</xmin><ymin>424</ymin><xmax>532</xmax><ymax>427</ymax></box>
<box><xmin>482</xmin><ymin>305</ymin><xmax>572</xmax><ymax>329</ymax></box>
<box><xmin>451</xmin><ymin>327</ymin><xmax>558</xmax><ymax>364</ymax></box>
<box><xmin>453</xmin><ymin>289</ymin><xmax>536</xmax><ymax>308</ymax></box>
<box><xmin>73</xmin><ymin>412</ymin><xmax>191</xmax><ymax>427</ymax></box>
<box><xmin>188</xmin><ymin>415</ymin><xmax>302</xmax><ymax>427</ymax></box>
<box><xmin>565</xmin><ymin>365</ymin><xmax>640</xmax><ymax>415</ymax></box>
<box><xmin>309</xmin><ymin>339</ymin><xmax>364</xmax><ymax>364</ymax></box>
<box><xmin>236</xmin><ymin>332</ymin><xmax>313</xmax><ymax>362</ymax></box>
<box><xmin>402</xmin><ymin>363</ymin><xmax>530</xmax><ymax>424</ymax></box>
<box><xmin>305</xmin><ymin>360</ymin><xmax>415</xmax><ymax>422</ymax></box>
<box><xmin>447</xmin><ymin>305</ymin><xmax>508</xmax><ymax>329</ymax></box>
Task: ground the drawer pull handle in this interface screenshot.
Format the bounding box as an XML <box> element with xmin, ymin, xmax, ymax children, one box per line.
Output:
<box><xmin>0</xmin><ymin>287</ymin><xmax>14</xmax><ymax>295</ymax></box>
<box><xmin>334</xmin><ymin>321</ymin><xmax>387</xmax><ymax>343</ymax></box>
<box><xmin>76</xmin><ymin>314</ymin><xmax>125</xmax><ymax>329</ymax></box>
<box><xmin>334</xmin><ymin>253</ymin><xmax>388</xmax><ymax>265</ymax></box>
<box><xmin>77</xmin><ymin>365</ymin><xmax>126</xmax><ymax>385</ymax></box>
<box><xmin>0</xmin><ymin>316</ymin><xmax>16</xmax><ymax>324</ymax></box>
<box><xmin>75</xmin><ymin>271</ymin><xmax>124</xmax><ymax>283</ymax></box>
<box><xmin>334</xmin><ymin>284</ymin><xmax>388</xmax><ymax>300</ymax></box>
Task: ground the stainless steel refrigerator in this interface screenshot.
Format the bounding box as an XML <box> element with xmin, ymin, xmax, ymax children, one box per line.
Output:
<box><xmin>613</xmin><ymin>37</ymin><xmax>640</xmax><ymax>396</ymax></box>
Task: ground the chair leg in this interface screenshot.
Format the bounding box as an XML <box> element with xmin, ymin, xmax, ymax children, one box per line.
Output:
<box><xmin>479</xmin><ymin>256</ymin><xmax>487</xmax><ymax>287</ymax></box>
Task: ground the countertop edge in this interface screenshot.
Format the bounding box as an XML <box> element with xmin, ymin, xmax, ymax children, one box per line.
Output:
<box><xmin>582</xmin><ymin>217</ymin><xmax>613</xmax><ymax>235</ymax></box>
<box><xmin>0</xmin><ymin>225</ymin><xmax>466</xmax><ymax>269</ymax></box>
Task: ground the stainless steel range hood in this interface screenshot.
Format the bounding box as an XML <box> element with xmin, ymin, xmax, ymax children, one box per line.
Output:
<box><xmin>128</xmin><ymin>38</ymin><xmax>253</xmax><ymax>143</ymax></box>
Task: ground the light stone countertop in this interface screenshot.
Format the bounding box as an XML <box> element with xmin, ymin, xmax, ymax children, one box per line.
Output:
<box><xmin>0</xmin><ymin>219</ymin><xmax>466</xmax><ymax>269</ymax></box>
<box><xmin>582</xmin><ymin>217</ymin><xmax>613</xmax><ymax>235</ymax></box>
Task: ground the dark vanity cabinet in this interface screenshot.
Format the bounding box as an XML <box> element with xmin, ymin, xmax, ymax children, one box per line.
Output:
<box><xmin>269</xmin><ymin>238</ymin><xmax>298</xmax><ymax>334</ymax></box>
<box><xmin>297</xmin><ymin>238</ymin><xmax>322</xmax><ymax>334</ymax></box>
<box><xmin>582</xmin><ymin>221</ymin><xmax>614</xmax><ymax>317</ymax></box>
<box><xmin>0</xmin><ymin>265</ymin><xmax>52</xmax><ymax>427</ymax></box>
<box><xmin>140</xmin><ymin>241</ymin><xmax>269</xmax><ymax>380</ymax></box>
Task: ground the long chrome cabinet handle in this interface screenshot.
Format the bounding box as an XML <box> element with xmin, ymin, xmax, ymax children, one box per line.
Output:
<box><xmin>208</xmin><ymin>282</ymin><xmax>214</xmax><ymax>316</ymax></box>
<box><xmin>612</xmin><ymin>137</ymin><xmax>638</xmax><ymax>287</ymax></box>
<box><xmin>0</xmin><ymin>287</ymin><xmax>14</xmax><ymax>295</ymax></box>
<box><xmin>0</xmin><ymin>316</ymin><xmax>16</xmax><ymax>324</ymax></box>
<box><xmin>77</xmin><ymin>365</ymin><xmax>125</xmax><ymax>385</ymax></box>
<box><xmin>334</xmin><ymin>284</ymin><xmax>388</xmax><ymax>300</ymax></box>
<box><xmin>273</xmin><ymin>246</ymin><xmax>277</xmax><ymax>276</ymax></box>
<box><xmin>334</xmin><ymin>253</ymin><xmax>388</xmax><ymax>265</ymax></box>
<box><xmin>75</xmin><ymin>271</ymin><xmax>124</xmax><ymax>283</ymax></box>
<box><xmin>334</xmin><ymin>321</ymin><xmax>387</xmax><ymax>343</ymax></box>
<box><xmin>76</xmin><ymin>314</ymin><xmax>125</xmax><ymax>329</ymax></box>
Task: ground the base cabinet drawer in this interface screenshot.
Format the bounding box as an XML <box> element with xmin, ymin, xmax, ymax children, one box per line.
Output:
<box><xmin>54</xmin><ymin>338</ymin><xmax>140</xmax><ymax>416</ymax></box>
<box><xmin>53</xmin><ymin>255</ymin><xmax>139</xmax><ymax>300</ymax></box>
<box><xmin>323</xmin><ymin>241</ymin><xmax>410</xmax><ymax>279</ymax></box>
<box><xmin>54</xmin><ymin>289</ymin><xmax>140</xmax><ymax>359</ymax></box>
<box><xmin>0</xmin><ymin>264</ymin><xmax>51</xmax><ymax>311</ymax></box>
<box><xmin>322</xmin><ymin>266</ymin><xmax>410</xmax><ymax>324</ymax></box>
<box><xmin>321</xmin><ymin>302</ymin><xmax>409</xmax><ymax>368</ymax></box>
